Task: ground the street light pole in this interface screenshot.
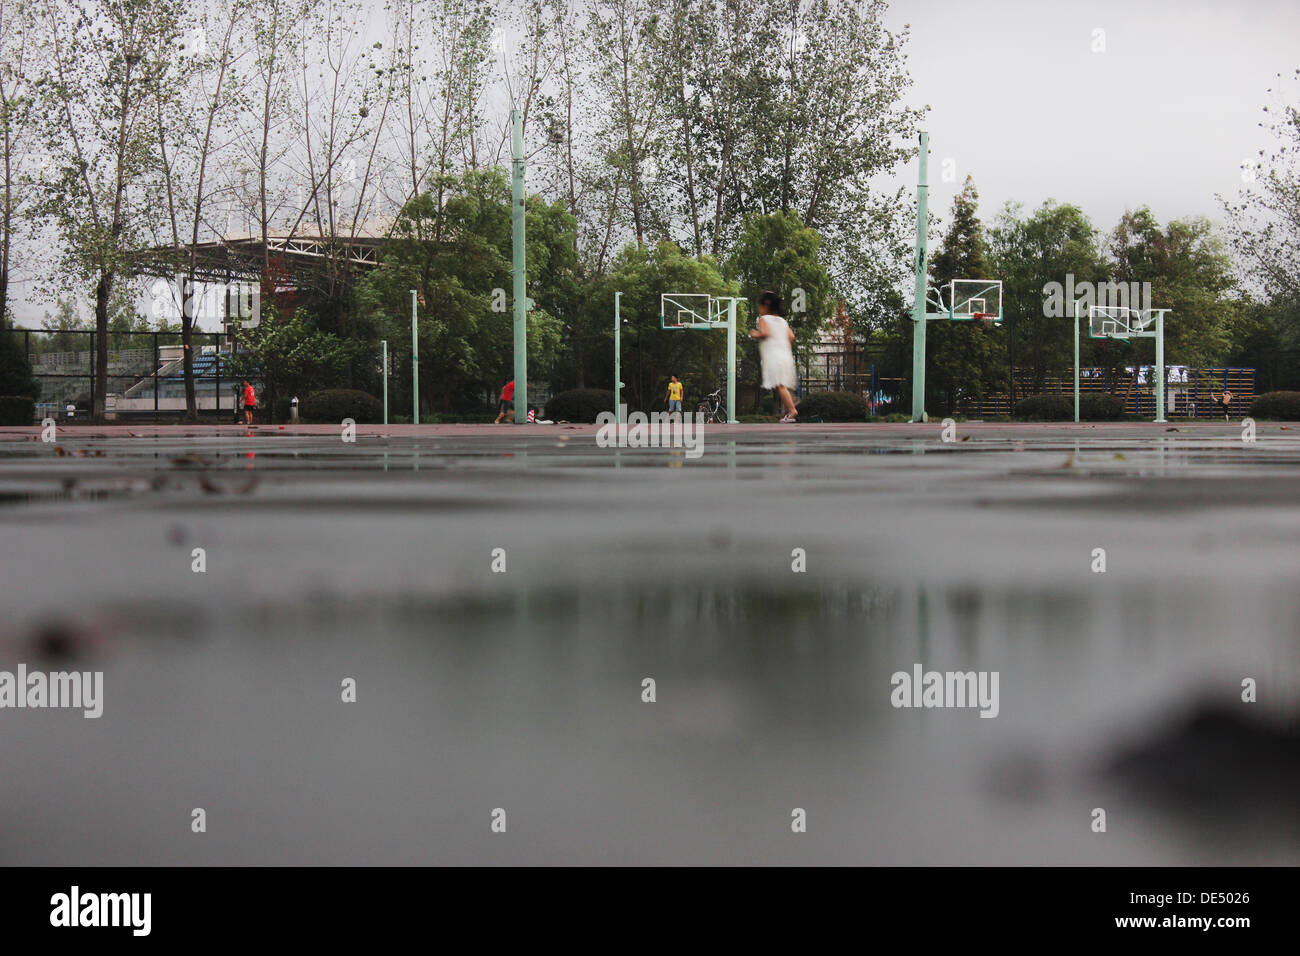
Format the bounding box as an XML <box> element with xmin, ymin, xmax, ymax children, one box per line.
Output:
<box><xmin>511</xmin><ymin>108</ymin><xmax>528</xmax><ymax>424</ymax></box>
<box><xmin>381</xmin><ymin>339</ymin><xmax>389</xmax><ymax>425</ymax></box>
<box><xmin>410</xmin><ymin>290</ymin><xmax>419</xmax><ymax>425</ymax></box>
<box><xmin>910</xmin><ymin>131</ymin><xmax>930</xmax><ymax>423</ymax></box>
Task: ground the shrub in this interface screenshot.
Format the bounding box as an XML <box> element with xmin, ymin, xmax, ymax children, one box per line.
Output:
<box><xmin>545</xmin><ymin>388</ymin><xmax>614</xmax><ymax>423</ymax></box>
<box><xmin>1013</xmin><ymin>395</ymin><xmax>1073</xmax><ymax>420</ymax></box>
<box><xmin>0</xmin><ymin>395</ymin><xmax>33</xmax><ymax>425</ymax></box>
<box><xmin>1249</xmin><ymin>391</ymin><xmax>1300</xmax><ymax>420</ymax></box>
<box><xmin>795</xmin><ymin>390</ymin><xmax>866</xmax><ymax>422</ymax></box>
<box><xmin>302</xmin><ymin>389</ymin><xmax>382</xmax><ymax>424</ymax></box>
<box><xmin>1078</xmin><ymin>394</ymin><xmax>1125</xmax><ymax>421</ymax></box>
<box><xmin>1013</xmin><ymin>393</ymin><xmax>1126</xmax><ymax>421</ymax></box>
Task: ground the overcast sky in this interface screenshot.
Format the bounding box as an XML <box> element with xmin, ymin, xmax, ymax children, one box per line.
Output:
<box><xmin>885</xmin><ymin>0</ymin><xmax>1300</xmax><ymax>231</ymax></box>
<box><xmin>13</xmin><ymin>0</ymin><xmax>1299</xmax><ymax>329</ymax></box>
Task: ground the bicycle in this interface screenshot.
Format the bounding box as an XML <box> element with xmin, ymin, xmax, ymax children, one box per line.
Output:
<box><xmin>696</xmin><ymin>387</ymin><xmax>728</xmax><ymax>424</ymax></box>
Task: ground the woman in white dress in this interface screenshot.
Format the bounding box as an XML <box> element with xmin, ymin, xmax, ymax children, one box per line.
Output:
<box><xmin>750</xmin><ymin>290</ymin><xmax>798</xmax><ymax>422</ymax></box>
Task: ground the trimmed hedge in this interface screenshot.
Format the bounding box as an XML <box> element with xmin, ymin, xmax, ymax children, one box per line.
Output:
<box><xmin>795</xmin><ymin>390</ymin><xmax>866</xmax><ymax>422</ymax></box>
<box><xmin>1013</xmin><ymin>395</ymin><xmax>1072</xmax><ymax>420</ymax></box>
<box><xmin>1249</xmin><ymin>391</ymin><xmax>1300</xmax><ymax>420</ymax></box>
<box><xmin>1013</xmin><ymin>393</ymin><xmax>1125</xmax><ymax>421</ymax></box>
<box><xmin>545</xmin><ymin>388</ymin><xmax>614</xmax><ymax>423</ymax></box>
<box><xmin>0</xmin><ymin>395</ymin><xmax>33</xmax><ymax>425</ymax></box>
<box><xmin>1079</xmin><ymin>394</ymin><xmax>1125</xmax><ymax>421</ymax></box>
<box><xmin>302</xmin><ymin>389</ymin><xmax>382</xmax><ymax>424</ymax></box>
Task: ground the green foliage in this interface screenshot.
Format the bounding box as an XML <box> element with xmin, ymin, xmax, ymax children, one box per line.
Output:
<box><xmin>1249</xmin><ymin>391</ymin><xmax>1300</xmax><ymax>420</ymax></box>
<box><xmin>0</xmin><ymin>330</ymin><xmax>39</xmax><ymax>399</ymax></box>
<box><xmin>589</xmin><ymin>240</ymin><xmax>738</xmax><ymax>410</ymax></box>
<box><xmin>545</xmin><ymin>388</ymin><xmax>614</xmax><ymax>423</ymax></box>
<box><xmin>727</xmin><ymin>211</ymin><xmax>834</xmax><ymax>391</ymax></box>
<box><xmin>0</xmin><ymin>395</ymin><xmax>34</xmax><ymax>425</ymax></box>
<box><xmin>1013</xmin><ymin>394</ymin><xmax>1123</xmax><ymax>421</ymax></box>
<box><xmin>302</xmin><ymin>389</ymin><xmax>383</xmax><ymax>424</ymax></box>
<box><xmin>642</xmin><ymin>0</ymin><xmax>922</xmax><ymax>322</ymax></box>
<box><xmin>1079</xmin><ymin>394</ymin><xmax>1126</xmax><ymax>420</ymax></box>
<box><xmin>926</xmin><ymin>178</ymin><xmax>1003</xmax><ymax>415</ymax></box>
<box><xmin>796</xmin><ymin>390</ymin><xmax>866</xmax><ymax>422</ymax></box>
<box><xmin>226</xmin><ymin>306</ymin><xmax>352</xmax><ymax>423</ymax></box>
<box><xmin>1108</xmin><ymin>208</ymin><xmax>1234</xmax><ymax>367</ymax></box>
<box><xmin>1012</xmin><ymin>395</ymin><xmax>1074</xmax><ymax>421</ymax></box>
<box><xmin>990</xmin><ymin>200</ymin><xmax>1106</xmax><ymax>388</ymax></box>
<box><xmin>358</xmin><ymin>170</ymin><xmax>573</xmax><ymax>415</ymax></box>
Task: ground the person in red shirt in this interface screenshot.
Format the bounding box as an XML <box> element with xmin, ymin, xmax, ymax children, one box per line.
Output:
<box><xmin>242</xmin><ymin>381</ymin><xmax>257</xmax><ymax>425</ymax></box>
<box><xmin>494</xmin><ymin>379</ymin><xmax>515</xmax><ymax>424</ymax></box>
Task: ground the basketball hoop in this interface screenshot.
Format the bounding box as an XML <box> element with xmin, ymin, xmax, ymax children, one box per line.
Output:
<box><xmin>975</xmin><ymin>312</ymin><xmax>995</xmax><ymax>328</ymax></box>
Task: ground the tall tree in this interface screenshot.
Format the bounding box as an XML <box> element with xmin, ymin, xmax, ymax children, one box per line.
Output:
<box><xmin>153</xmin><ymin>0</ymin><xmax>250</xmax><ymax>418</ymax></box>
<box><xmin>988</xmin><ymin>200</ymin><xmax>1106</xmax><ymax>396</ymax></box>
<box><xmin>38</xmin><ymin>0</ymin><xmax>183</xmax><ymax>419</ymax></box>
<box><xmin>926</xmin><ymin>176</ymin><xmax>1000</xmax><ymax>414</ymax></box>
<box><xmin>586</xmin><ymin>0</ymin><xmax>663</xmax><ymax>257</ymax></box>
<box><xmin>0</xmin><ymin>0</ymin><xmax>40</xmax><ymax>327</ymax></box>
<box><xmin>1221</xmin><ymin>70</ymin><xmax>1300</xmax><ymax>304</ymax></box>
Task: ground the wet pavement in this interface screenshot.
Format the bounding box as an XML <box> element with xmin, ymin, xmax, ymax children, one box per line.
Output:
<box><xmin>0</xmin><ymin>422</ymin><xmax>1296</xmax><ymax>864</ymax></box>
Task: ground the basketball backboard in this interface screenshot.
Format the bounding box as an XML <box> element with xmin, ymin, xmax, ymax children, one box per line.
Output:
<box><xmin>661</xmin><ymin>293</ymin><xmax>726</xmax><ymax>330</ymax></box>
<box><xmin>1088</xmin><ymin>306</ymin><xmax>1159</xmax><ymax>340</ymax></box>
<box><xmin>949</xmin><ymin>279</ymin><xmax>1003</xmax><ymax>323</ymax></box>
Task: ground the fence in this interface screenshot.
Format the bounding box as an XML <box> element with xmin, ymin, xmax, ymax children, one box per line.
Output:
<box><xmin>4</xmin><ymin>329</ymin><xmax>238</xmax><ymax>420</ymax></box>
<box><xmin>797</xmin><ymin>348</ymin><xmax>1258</xmax><ymax>420</ymax></box>
<box><xmin>962</xmin><ymin>367</ymin><xmax>1257</xmax><ymax>419</ymax></box>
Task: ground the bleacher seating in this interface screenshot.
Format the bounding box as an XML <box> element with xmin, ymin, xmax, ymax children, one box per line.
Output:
<box><xmin>963</xmin><ymin>367</ymin><xmax>1256</xmax><ymax>419</ymax></box>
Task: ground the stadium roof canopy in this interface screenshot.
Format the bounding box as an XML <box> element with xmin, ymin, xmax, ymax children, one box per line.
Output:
<box><xmin>136</xmin><ymin>220</ymin><xmax>393</xmax><ymax>284</ymax></box>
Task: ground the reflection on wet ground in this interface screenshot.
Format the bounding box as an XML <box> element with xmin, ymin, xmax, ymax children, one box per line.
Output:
<box><xmin>0</xmin><ymin>425</ymin><xmax>1296</xmax><ymax>864</ymax></box>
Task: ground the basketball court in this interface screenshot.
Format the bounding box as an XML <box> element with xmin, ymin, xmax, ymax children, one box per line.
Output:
<box><xmin>0</xmin><ymin>422</ymin><xmax>1295</xmax><ymax>865</ymax></box>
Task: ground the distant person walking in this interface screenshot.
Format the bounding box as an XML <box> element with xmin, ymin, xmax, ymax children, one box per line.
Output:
<box><xmin>242</xmin><ymin>380</ymin><xmax>257</xmax><ymax>426</ymax></box>
<box><xmin>494</xmin><ymin>379</ymin><xmax>516</xmax><ymax>424</ymax></box>
<box><xmin>750</xmin><ymin>290</ymin><xmax>798</xmax><ymax>422</ymax></box>
<box><xmin>665</xmin><ymin>375</ymin><xmax>684</xmax><ymax>416</ymax></box>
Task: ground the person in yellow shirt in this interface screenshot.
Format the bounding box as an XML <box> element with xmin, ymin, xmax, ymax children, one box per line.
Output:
<box><xmin>665</xmin><ymin>375</ymin><xmax>684</xmax><ymax>416</ymax></box>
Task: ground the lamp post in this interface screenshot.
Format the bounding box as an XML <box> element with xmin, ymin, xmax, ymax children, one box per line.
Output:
<box><xmin>410</xmin><ymin>290</ymin><xmax>418</xmax><ymax>424</ymax></box>
<box><xmin>381</xmin><ymin>339</ymin><xmax>388</xmax><ymax>425</ymax></box>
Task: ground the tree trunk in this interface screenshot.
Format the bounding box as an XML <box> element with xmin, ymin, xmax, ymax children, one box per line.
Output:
<box><xmin>94</xmin><ymin>271</ymin><xmax>112</xmax><ymax>420</ymax></box>
<box><xmin>182</xmin><ymin>275</ymin><xmax>197</xmax><ymax>419</ymax></box>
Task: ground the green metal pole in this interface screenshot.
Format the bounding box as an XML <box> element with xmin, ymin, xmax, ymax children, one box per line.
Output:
<box><xmin>1154</xmin><ymin>311</ymin><xmax>1166</xmax><ymax>423</ymax></box>
<box><xmin>381</xmin><ymin>340</ymin><xmax>388</xmax><ymax>425</ymax></box>
<box><xmin>511</xmin><ymin>108</ymin><xmax>528</xmax><ymax>424</ymax></box>
<box><xmin>1073</xmin><ymin>303</ymin><xmax>1080</xmax><ymax>423</ymax></box>
<box><xmin>727</xmin><ymin>297</ymin><xmax>737</xmax><ymax>423</ymax></box>
<box><xmin>614</xmin><ymin>292</ymin><xmax>623</xmax><ymax>424</ymax></box>
<box><xmin>910</xmin><ymin>132</ymin><xmax>930</xmax><ymax>423</ymax></box>
<box><xmin>410</xmin><ymin>291</ymin><xmax>418</xmax><ymax>424</ymax></box>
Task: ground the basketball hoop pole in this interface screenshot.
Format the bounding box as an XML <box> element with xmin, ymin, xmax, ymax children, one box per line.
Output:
<box><xmin>1073</xmin><ymin>301</ymin><xmax>1080</xmax><ymax>423</ymax></box>
<box><xmin>726</xmin><ymin>296</ymin><xmax>737</xmax><ymax>423</ymax></box>
<box><xmin>614</xmin><ymin>292</ymin><xmax>623</xmax><ymax>425</ymax></box>
<box><xmin>1154</xmin><ymin>310</ymin><xmax>1166</xmax><ymax>423</ymax></box>
<box><xmin>910</xmin><ymin>131</ymin><xmax>930</xmax><ymax>423</ymax></box>
<box><xmin>511</xmin><ymin>108</ymin><xmax>528</xmax><ymax>425</ymax></box>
